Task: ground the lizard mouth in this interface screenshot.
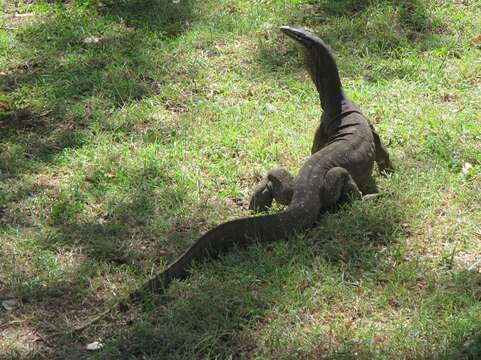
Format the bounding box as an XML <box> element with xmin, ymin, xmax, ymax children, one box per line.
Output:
<box><xmin>280</xmin><ymin>26</ymin><xmax>317</xmax><ymax>48</ymax></box>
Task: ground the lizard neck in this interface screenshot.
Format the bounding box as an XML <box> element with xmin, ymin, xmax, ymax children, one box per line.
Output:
<box><xmin>301</xmin><ymin>41</ymin><xmax>346</xmax><ymax>117</ymax></box>
<box><xmin>319</xmin><ymin>90</ymin><xmax>348</xmax><ymax>119</ymax></box>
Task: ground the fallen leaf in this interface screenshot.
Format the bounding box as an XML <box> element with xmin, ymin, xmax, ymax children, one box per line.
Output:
<box><xmin>15</xmin><ymin>13</ymin><xmax>35</xmax><ymax>18</ymax></box>
<box><xmin>462</xmin><ymin>162</ymin><xmax>473</xmax><ymax>176</ymax></box>
<box><xmin>83</xmin><ymin>36</ymin><xmax>102</xmax><ymax>44</ymax></box>
<box><xmin>2</xmin><ymin>299</ymin><xmax>17</xmax><ymax>311</ymax></box>
<box><xmin>374</xmin><ymin>335</ymin><xmax>387</xmax><ymax>344</ymax></box>
<box><xmin>266</xmin><ymin>103</ymin><xmax>277</xmax><ymax>112</ymax></box>
<box><xmin>86</xmin><ymin>341</ymin><xmax>103</xmax><ymax>350</ymax></box>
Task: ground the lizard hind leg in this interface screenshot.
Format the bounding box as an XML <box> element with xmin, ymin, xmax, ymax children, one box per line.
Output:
<box><xmin>321</xmin><ymin>167</ymin><xmax>362</xmax><ymax>209</ymax></box>
<box><xmin>249</xmin><ymin>168</ymin><xmax>294</xmax><ymax>213</ymax></box>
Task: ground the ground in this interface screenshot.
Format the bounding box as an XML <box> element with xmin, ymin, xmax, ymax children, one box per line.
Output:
<box><xmin>0</xmin><ymin>0</ymin><xmax>480</xmax><ymax>359</ymax></box>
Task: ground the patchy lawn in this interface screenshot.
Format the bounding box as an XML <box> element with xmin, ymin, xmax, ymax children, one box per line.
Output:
<box><xmin>0</xmin><ymin>0</ymin><xmax>480</xmax><ymax>358</ymax></box>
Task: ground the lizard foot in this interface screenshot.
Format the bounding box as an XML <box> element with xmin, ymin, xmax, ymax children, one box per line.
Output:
<box><xmin>362</xmin><ymin>193</ymin><xmax>382</xmax><ymax>202</ymax></box>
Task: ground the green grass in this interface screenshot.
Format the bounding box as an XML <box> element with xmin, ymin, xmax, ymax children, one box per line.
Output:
<box><xmin>1</xmin><ymin>0</ymin><xmax>480</xmax><ymax>358</ymax></box>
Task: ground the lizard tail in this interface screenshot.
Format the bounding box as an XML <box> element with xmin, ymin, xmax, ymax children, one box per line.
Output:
<box><xmin>132</xmin><ymin>205</ymin><xmax>318</xmax><ymax>299</ymax></box>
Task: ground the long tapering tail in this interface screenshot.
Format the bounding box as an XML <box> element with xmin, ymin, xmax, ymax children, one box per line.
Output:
<box><xmin>131</xmin><ymin>205</ymin><xmax>318</xmax><ymax>300</ymax></box>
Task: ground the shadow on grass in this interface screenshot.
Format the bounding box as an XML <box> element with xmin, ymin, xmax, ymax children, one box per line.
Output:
<box><xmin>1</xmin><ymin>196</ymin><xmax>401</xmax><ymax>358</ymax></box>
<box><xmin>82</xmin><ymin>200</ymin><xmax>480</xmax><ymax>359</ymax></box>
<box><xmin>0</xmin><ymin>0</ymin><xmax>203</xmax><ymax>273</ymax></box>
<box><xmin>3</xmin><ymin>160</ymin><xmax>200</xmax><ymax>264</ymax></box>
<box><xmin>101</xmin><ymin>211</ymin><xmax>405</xmax><ymax>358</ymax></box>
<box><xmin>0</xmin><ymin>0</ymin><xmax>197</xmax><ymax>179</ymax></box>
<box><xmin>99</xmin><ymin>0</ymin><xmax>197</xmax><ymax>35</ymax></box>
<box><xmin>255</xmin><ymin>0</ymin><xmax>446</xmax><ymax>81</ymax></box>
<box><xmin>0</xmin><ymin>166</ymin><xmax>207</xmax><ymax>357</ymax></box>
<box><xmin>1</xmin><ymin>1</ymin><xmax>479</xmax><ymax>359</ymax></box>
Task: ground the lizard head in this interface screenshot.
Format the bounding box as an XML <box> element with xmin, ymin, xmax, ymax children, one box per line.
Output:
<box><xmin>280</xmin><ymin>26</ymin><xmax>329</xmax><ymax>84</ymax></box>
<box><xmin>280</xmin><ymin>26</ymin><xmax>319</xmax><ymax>48</ymax></box>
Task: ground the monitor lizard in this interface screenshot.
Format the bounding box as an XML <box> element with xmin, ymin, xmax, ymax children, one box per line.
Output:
<box><xmin>130</xmin><ymin>26</ymin><xmax>393</xmax><ymax>300</ymax></box>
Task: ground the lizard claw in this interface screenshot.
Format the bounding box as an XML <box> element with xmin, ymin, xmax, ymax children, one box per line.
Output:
<box><xmin>362</xmin><ymin>193</ymin><xmax>382</xmax><ymax>202</ymax></box>
<box><xmin>378</xmin><ymin>161</ymin><xmax>394</xmax><ymax>177</ymax></box>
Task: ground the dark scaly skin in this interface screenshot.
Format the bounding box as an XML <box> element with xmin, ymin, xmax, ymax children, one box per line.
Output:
<box><xmin>250</xmin><ymin>27</ymin><xmax>393</xmax><ymax>212</ymax></box>
<box><xmin>131</xmin><ymin>27</ymin><xmax>393</xmax><ymax>300</ymax></box>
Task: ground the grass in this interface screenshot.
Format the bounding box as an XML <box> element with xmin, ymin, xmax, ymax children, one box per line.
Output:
<box><xmin>0</xmin><ymin>0</ymin><xmax>480</xmax><ymax>358</ymax></box>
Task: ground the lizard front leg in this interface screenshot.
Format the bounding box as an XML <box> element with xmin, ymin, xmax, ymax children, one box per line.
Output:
<box><xmin>249</xmin><ymin>168</ymin><xmax>294</xmax><ymax>212</ymax></box>
<box><xmin>370</xmin><ymin>125</ymin><xmax>394</xmax><ymax>175</ymax></box>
